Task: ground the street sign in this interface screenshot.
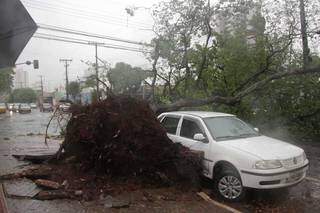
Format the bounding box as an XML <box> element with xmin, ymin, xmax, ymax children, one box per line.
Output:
<box><xmin>0</xmin><ymin>0</ymin><xmax>37</xmax><ymax>69</ymax></box>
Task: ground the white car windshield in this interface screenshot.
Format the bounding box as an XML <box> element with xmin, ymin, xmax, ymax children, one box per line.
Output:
<box><xmin>204</xmin><ymin>116</ymin><xmax>259</xmax><ymax>141</ymax></box>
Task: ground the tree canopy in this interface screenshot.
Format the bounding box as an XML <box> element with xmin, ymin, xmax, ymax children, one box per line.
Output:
<box><xmin>141</xmin><ymin>0</ymin><xmax>320</xmax><ymax>139</ymax></box>
<box><xmin>9</xmin><ymin>88</ymin><xmax>37</xmax><ymax>103</ymax></box>
<box><xmin>0</xmin><ymin>67</ymin><xmax>14</xmax><ymax>94</ymax></box>
<box><xmin>67</xmin><ymin>81</ymin><xmax>80</xmax><ymax>100</ymax></box>
<box><xmin>107</xmin><ymin>62</ymin><xmax>150</xmax><ymax>95</ymax></box>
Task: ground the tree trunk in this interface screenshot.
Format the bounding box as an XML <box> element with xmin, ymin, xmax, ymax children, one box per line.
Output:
<box><xmin>154</xmin><ymin>65</ymin><xmax>320</xmax><ymax>114</ymax></box>
<box><xmin>299</xmin><ymin>0</ymin><xmax>310</xmax><ymax>70</ymax></box>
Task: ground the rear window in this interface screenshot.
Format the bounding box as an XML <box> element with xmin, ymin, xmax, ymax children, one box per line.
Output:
<box><xmin>161</xmin><ymin>116</ymin><xmax>180</xmax><ymax>135</ymax></box>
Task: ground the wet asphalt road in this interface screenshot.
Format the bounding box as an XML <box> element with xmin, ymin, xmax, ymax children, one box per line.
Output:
<box><xmin>0</xmin><ymin>109</ymin><xmax>61</xmax><ymax>175</ymax></box>
<box><xmin>0</xmin><ymin>109</ymin><xmax>59</xmax><ymax>138</ymax></box>
<box><xmin>0</xmin><ymin>110</ymin><xmax>320</xmax><ymax>212</ymax></box>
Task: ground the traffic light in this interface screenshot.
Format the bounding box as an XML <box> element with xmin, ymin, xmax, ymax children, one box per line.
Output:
<box><xmin>33</xmin><ymin>60</ymin><xmax>39</xmax><ymax>69</ymax></box>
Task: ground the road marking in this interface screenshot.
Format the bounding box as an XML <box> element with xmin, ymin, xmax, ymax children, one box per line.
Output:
<box><xmin>197</xmin><ymin>192</ymin><xmax>242</xmax><ymax>213</ymax></box>
<box><xmin>306</xmin><ymin>176</ymin><xmax>320</xmax><ymax>183</ymax></box>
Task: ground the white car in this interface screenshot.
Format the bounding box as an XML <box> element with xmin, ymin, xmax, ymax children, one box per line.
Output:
<box><xmin>158</xmin><ymin>111</ymin><xmax>309</xmax><ymax>201</ymax></box>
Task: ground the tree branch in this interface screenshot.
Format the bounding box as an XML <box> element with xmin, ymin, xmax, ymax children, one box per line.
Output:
<box><xmin>155</xmin><ymin>65</ymin><xmax>320</xmax><ymax>113</ymax></box>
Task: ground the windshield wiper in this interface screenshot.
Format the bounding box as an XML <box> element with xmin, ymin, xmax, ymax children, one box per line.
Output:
<box><xmin>216</xmin><ymin>135</ymin><xmax>239</xmax><ymax>140</ymax></box>
<box><xmin>238</xmin><ymin>133</ymin><xmax>258</xmax><ymax>138</ymax></box>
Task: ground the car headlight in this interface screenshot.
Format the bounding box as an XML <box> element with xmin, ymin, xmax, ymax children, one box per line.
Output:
<box><xmin>254</xmin><ymin>160</ymin><xmax>282</xmax><ymax>169</ymax></box>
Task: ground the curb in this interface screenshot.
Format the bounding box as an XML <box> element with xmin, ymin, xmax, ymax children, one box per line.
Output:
<box><xmin>197</xmin><ymin>192</ymin><xmax>242</xmax><ymax>213</ymax></box>
<box><xmin>0</xmin><ymin>184</ymin><xmax>8</xmax><ymax>213</ymax></box>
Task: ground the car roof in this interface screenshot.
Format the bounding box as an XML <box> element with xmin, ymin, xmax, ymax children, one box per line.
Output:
<box><xmin>161</xmin><ymin>111</ymin><xmax>234</xmax><ymax>118</ymax></box>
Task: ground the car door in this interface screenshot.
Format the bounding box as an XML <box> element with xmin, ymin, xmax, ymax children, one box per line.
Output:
<box><xmin>176</xmin><ymin>116</ymin><xmax>211</xmax><ymax>176</ymax></box>
<box><xmin>160</xmin><ymin>115</ymin><xmax>181</xmax><ymax>143</ymax></box>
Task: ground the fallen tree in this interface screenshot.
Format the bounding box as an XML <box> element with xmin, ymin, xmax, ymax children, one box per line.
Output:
<box><xmin>56</xmin><ymin>95</ymin><xmax>202</xmax><ymax>187</ymax></box>
<box><xmin>153</xmin><ymin>65</ymin><xmax>320</xmax><ymax>114</ymax></box>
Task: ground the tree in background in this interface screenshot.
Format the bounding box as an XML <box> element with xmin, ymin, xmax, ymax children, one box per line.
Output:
<box><xmin>9</xmin><ymin>88</ymin><xmax>37</xmax><ymax>103</ymax></box>
<box><xmin>0</xmin><ymin>67</ymin><xmax>14</xmax><ymax>94</ymax></box>
<box><xmin>67</xmin><ymin>81</ymin><xmax>80</xmax><ymax>101</ymax></box>
<box><xmin>107</xmin><ymin>62</ymin><xmax>150</xmax><ymax>96</ymax></box>
<box><xmin>143</xmin><ymin>0</ymin><xmax>320</xmax><ymax>139</ymax></box>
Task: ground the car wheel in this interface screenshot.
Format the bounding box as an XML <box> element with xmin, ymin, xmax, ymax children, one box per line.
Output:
<box><xmin>214</xmin><ymin>169</ymin><xmax>245</xmax><ymax>202</ymax></box>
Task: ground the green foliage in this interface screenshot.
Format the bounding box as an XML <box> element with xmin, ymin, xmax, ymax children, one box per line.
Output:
<box><xmin>9</xmin><ymin>88</ymin><xmax>37</xmax><ymax>103</ymax></box>
<box><xmin>0</xmin><ymin>67</ymin><xmax>14</xmax><ymax>93</ymax></box>
<box><xmin>107</xmin><ymin>62</ymin><xmax>150</xmax><ymax>95</ymax></box>
<box><xmin>84</xmin><ymin>74</ymin><xmax>96</xmax><ymax>88</ymax></box>
<box><xmin>149</xmin><ymin>0</ymin><xmax>320</xmax><ymax>140</ymax></box>
<box><xmin>249</xmin><ymin>73</ymin><xmax>320</xmax><ymax>140</ymax></box>
<box><xmin>67</xmin><ymin>81</ymin><xmax>80</xmax><ymax>100</ymax></box>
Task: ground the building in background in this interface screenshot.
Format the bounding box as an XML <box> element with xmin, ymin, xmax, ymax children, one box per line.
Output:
<box><xmin>13</xmin><ymin>68</ymin><xmax>29</xmax><ymax>89</ymax></box>
<box><xmin>213</xmin><ymin>1</ymin><xmax>265</xmax><ymax>45</ymax></box>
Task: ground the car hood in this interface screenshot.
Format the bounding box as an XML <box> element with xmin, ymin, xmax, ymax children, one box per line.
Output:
<box><xmin>219</xmin><ymin>136</ymin><xmax>303</xmax><ymax>160</ymax></box>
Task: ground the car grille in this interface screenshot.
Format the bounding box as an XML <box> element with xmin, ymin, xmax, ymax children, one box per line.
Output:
<box><xmin>281</xmin><ymin>155</ymin><xmax>304</xmax><ymax>168</ymax></box>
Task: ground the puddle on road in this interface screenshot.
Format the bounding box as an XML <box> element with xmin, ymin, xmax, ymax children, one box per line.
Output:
<box><xmin>24</xmin><ymin>120</ymin><xmax>35</xmax><ymax>123</ymax></box>
<box><xmin>230</xmin><ymin>180</ymin><xmax>320</xmax><ymax>213</ymax></box>
<box><xmin>6</xmin><ymin>198</ymin><xmax>85</xmax><ymax>213</ymax></box>
<box><xmin>3</xmin><ymin>178</ymin><xmax>41</xmax><ymax>198</ymax></box>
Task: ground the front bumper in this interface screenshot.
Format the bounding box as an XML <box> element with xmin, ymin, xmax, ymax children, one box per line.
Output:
<box><xmin>240</xmin><ymin>163</ymin><xmax>309</xmax><ymax>189</ymax></box>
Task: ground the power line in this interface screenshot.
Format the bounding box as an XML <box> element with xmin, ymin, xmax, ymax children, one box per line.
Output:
<box><xmin>34</xmin><ymin>32</ymin><xmax>143</xmax><ymax>50</ymax></box>
<box><xmin>23</xmin><ymin>0</ymin><xmax>151</xmax><ymax>27</ymax></box>
<box><xmin>32</xmin><ymin>34</ymin><xmax>150</xmax><ymax>53</ymax></box>
<box><xmin>33</xmin><ymin>32</ymin><xmax>146</xmax><ymax>52</ymax></box>
<box><xmin>37</xmin><ymin>24</ymin><xmax>151</xmax><ymax>46</ymax></box>
<box><xmin>22</xmin><ymin>1</ymin><xmax>152</xmax><ymax>29</ymax></box>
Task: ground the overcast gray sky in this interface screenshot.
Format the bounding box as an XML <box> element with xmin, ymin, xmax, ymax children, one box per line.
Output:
<box><xmin>17</xmin><ymin>0</ymin><xmax>161</xmax><ymax>91</ymax></box>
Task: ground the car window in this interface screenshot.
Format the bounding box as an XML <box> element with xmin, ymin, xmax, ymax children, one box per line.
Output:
<box><xmin>180</xmin><ymin>118</ymin><xmax>205</xmax><ymax>140</ymax></box>
<box><xmin>161</xmin><ymin>116</ymin><xmax>180</xmax><ymax>135</ymax></box>
<box><xmin>204</xmin><ymin>116</ymin><xmax>259</xmax><ymax>141</ymax></box>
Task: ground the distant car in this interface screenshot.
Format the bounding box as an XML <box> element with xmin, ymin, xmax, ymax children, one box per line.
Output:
<box><xmin>42</xmin><ymin>103</ymin><xmax>53</xmax><ymax>112</ymax></box>
<box><xmin>13</xmin><ymin>103</ymin><xmax>20</xmax><ymax>112</ymax></box>
<box><xmin>19</xmin><ymin>103</ymin><xmax>31</xmax><ymax>114</ymax></box>
<box><xmin>30</xmin><ymin>103</ymin><xmax>37</xmax><ymax>109</ymax></box>
<box><xmin>0</xmin><ymin>103</ymin><xmax>6</xmax><ymax>114</ymax></box>
<box><xmin>7</xmin><ymin>103</ymin><xmax>14</xmax><ymax>111</ymax></box>
<box><xmin>59</xmin><ymin>103</ymin><xmax>71</xmax><ymax>112</ymax></box>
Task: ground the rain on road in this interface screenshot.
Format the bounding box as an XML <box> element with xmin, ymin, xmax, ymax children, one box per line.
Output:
<box><xmin>0</xmin><ymin>110</ymin><xmax>320</xmax><ymax>213</ymax></box>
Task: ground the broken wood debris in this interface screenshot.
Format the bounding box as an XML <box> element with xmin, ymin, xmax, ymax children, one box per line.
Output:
<box><xmin>34</xmin><ymin>179</ymin><xmax>60</xmax><ymax>190</ymax></box>
<box><xmin>0</xmin><ymin>166</ymin><xmax>52</xmax><ymax>180</ymax></box>
<box><xmin>35</xmin><ymin>190</ymin><xmax>70</xmax><ymax>200</ymax></box>
<box><xmin>12</xmin><ymin>154</ymin><xmax>54</xmax><ymax>163</ymax></box>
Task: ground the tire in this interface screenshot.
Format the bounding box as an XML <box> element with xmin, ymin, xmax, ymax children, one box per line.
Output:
<box><xmin>214</xmin><ymin>169</ymin><xmax>245</xmax><ymax>202</ymax></box>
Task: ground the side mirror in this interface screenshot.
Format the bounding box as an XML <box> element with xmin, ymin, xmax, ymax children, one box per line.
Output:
<box><xmin>254</xmin><ymin>127</ymin><xmax>259</xmax><ymax>132</ymax></box>
<box><xmin>193</xmin><ymin>133</ymin><xmax>207</xmax><ymax>142</ymax></box>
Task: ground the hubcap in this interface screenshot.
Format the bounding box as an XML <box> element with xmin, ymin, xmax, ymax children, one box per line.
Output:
<box><xmin>218</xmin><ymin>175</ymin><xmax>242</xmax><ymax>199</ymax></box>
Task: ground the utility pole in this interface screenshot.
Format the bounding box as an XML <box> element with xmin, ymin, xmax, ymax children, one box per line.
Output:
<box><xmin>39</xmin><ymin>75</ymin><xmax>44</xmax><ymax>111</ymax></box>
<box><xmin>89</xmin><ymin>42</ymin><xmax>104</xmax><ymax>101</ymax></box>
<box><xmin>40</xmin><ymin>75</ymin><xmax>44</xmax><ymax>99</ymax></box>
<box><xmin>299</xmin><ymin>0</ymin><xmax>309</xmax><ymax>70</ymax></box>
<box><xmin>59</xmin><ymin>59</ymin><xmax>72</xmax><ymax>100</ymax></box>
<box><xmin>95</xmin><ymin>43</ymin><xmax>99</xmax><ymax>100</ymax></box>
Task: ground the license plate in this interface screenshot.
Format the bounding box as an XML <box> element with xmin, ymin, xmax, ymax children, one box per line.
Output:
<box><xmin>286</xmin><ymin>171</ymin><xmax>303</xmax><ymax>183</ymax></box>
